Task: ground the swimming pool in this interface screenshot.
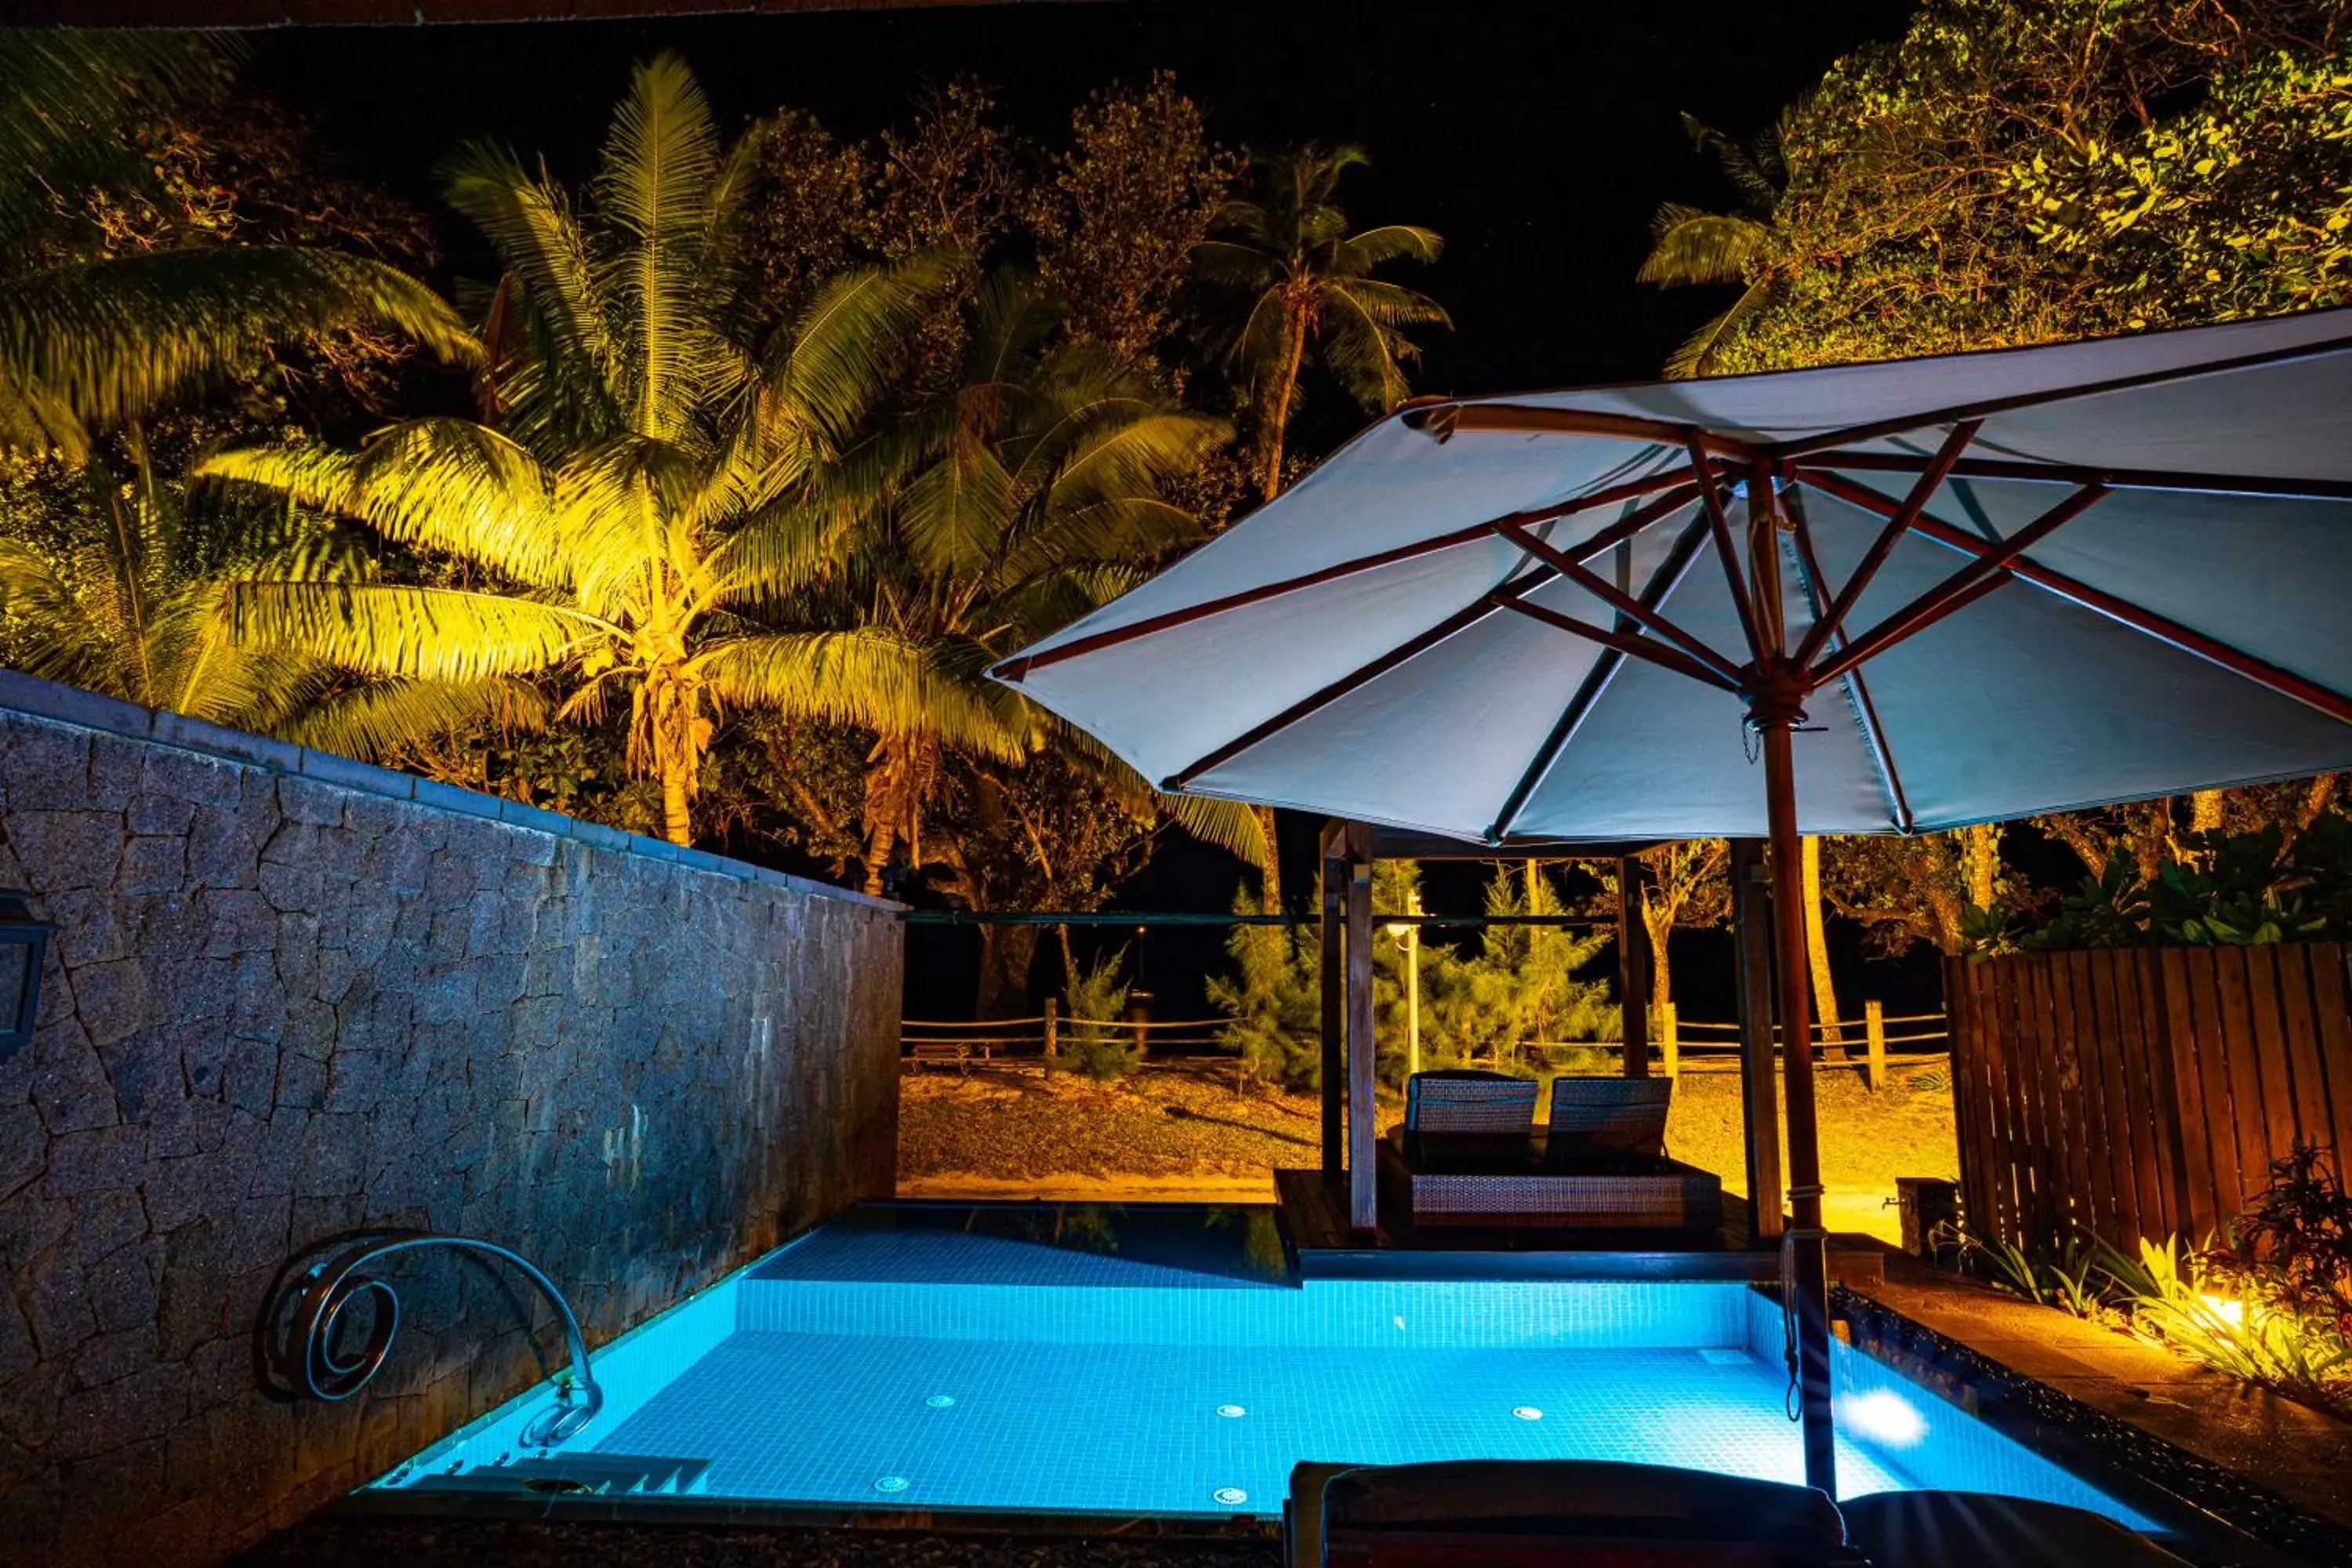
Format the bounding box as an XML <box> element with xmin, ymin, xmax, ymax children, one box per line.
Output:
<box><xmin>368</xmin><ymin>1203</ymin><xmax>2154</xmax><ymax>1530</ymax></box>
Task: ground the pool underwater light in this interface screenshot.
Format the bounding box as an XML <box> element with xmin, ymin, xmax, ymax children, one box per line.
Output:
<box><xmin>925</xmin><ymin>1395</ymin><xmax>956</xmax><ymax>1408</ymax></box>
<box><xmin>1838</xmin><ymin>1389</ymin><xmax>1927</xmax><ymax>1448</ymax></box>
<box><xmin>1216</xmin><ymin>1404</ymin><xmax>1246</xmax><ymax>1417</ymax></box>
<box><xmin>1213</xmin><ymin>1487</ymin><xmax>1248</xmax><ymax>1505</ymax></box>
<box><xmin>875</xmin><ymin>1475</ymin><xmax>909</xmax><ymax>1493</ymax></box>
<box><xmin>1512</xmin><ymin>1406</ymin><xmax>1544</xmax><ymax>1421</ymax></box>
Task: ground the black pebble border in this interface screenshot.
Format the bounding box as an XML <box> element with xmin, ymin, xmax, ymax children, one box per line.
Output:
<box><xmin>1835</xmin><ymin>1286</ymin><xmax>2352</xmax><ymax>1566</ymax></box>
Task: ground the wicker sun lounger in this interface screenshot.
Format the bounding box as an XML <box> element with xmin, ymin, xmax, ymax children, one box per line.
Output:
<box><xmin>1381</xmin><ymin>1073</ymin><xmax>1723</xmax><ymax>1232</ymax></box>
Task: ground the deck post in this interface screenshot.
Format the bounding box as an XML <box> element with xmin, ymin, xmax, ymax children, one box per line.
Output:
<box><xmin>1319</xmin><ymin>822</ymin><xmax>1346</xmax><ymax>1174</ymax></box>
<box><xmin>1044</xmin><ymin>996</ymin><xmax>1057</xmax><ymax>1072</ymax></box>
<box><xmin>1731</xmin><ymin>838</ymin><xmax>1783</xmax><ymax>1240</ymax></box>
<box><xmin>1617</xmin><ymin>856</ymin><xmax>1651</xmax><ymax>1076</ymax></box>
<box><xmin>1345</xmin><ymin>823</ymin><xmax>1378</xmax><ymax>1236</ymax></box>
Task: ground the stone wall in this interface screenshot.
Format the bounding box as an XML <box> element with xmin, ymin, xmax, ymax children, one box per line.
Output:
<box><xmin>0</xmin><ymin>672</ymin><xmax>902</xmax><ymax>1566</ymax></box>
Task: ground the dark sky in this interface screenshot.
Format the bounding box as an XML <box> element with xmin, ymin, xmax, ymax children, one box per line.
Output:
<box><xmin>251</xmin><ymin>1</ymin><xmax>1932</xmax><ymax>1022</ymax></box>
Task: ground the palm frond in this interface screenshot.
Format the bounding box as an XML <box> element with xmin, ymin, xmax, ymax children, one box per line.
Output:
<box><xmin>1660</xmin><ymin>283</ymin><xmax>1766</xmax><ymax>380</ymax></box>
<box><xmin>199</xmin><ymin>420</ymin><xmax>563</xmax><ymax>586</ymax></box>
<box><xmin>0</xmin><ymin>249</ymin><xmax>479</xmax><ymax>455</ymax></box>
<box><xmin>228</xmin><ymin>580</ymin><xmax>606</xmax><ymax>681</ymax></box>
<box><xmin>1157</xmin><ymin>793</ymin><xmax>1272</xmax><ymax>869</ymax></box>
<box><xmin>760</xmin><ymin>250</ymin><xmax>961</xmax><ymax>452</ymax></box>
<box><xmin>1334</xmin><ymin>223</ymin><xmax>1444</xmax><ymax>273</ymax></box>
<box><xmin>693</xmin><ymin>630</ymin><xmax>1027</xmax><ymax>760</ymax></box>
<box><xmin>289</xmin><ymin>675</ymin><xmax>550</xmax><ymax>760</ymax></box>
<box><xmin>1637</xmin><ymin>209</ymin><xmax>1769</xmax><ymax>287</ymax></box>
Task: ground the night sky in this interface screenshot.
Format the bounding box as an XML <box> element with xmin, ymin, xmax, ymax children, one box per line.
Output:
<box><xmin>251</xmin><ymin>0</ymin><xmax>1933</xmax><ymax>1023</ymax></box>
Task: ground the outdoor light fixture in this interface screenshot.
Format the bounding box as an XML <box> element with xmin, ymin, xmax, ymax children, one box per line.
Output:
<box><xmin>0</xmin><ymin>892</ymin><xmax>56</xmax><ymax>1064</ymax></box>
<box><xmin>1837</xmin><ymin>1389</ymin><xmax>1928</xmax><ymax>1448</ymax></box>
<box><xmin>2200</xmin><ymin>1293</ymin><xmax>2247</xmax><ymax>1329</ymax></box>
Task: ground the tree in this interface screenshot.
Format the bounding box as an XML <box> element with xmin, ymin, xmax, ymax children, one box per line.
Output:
<box><xmin>201</xmin><ymin>54</ymin><xmax>976</xmax><ymax>846</ymax></box>
<box><xmin>1193</xmin><ymin>143</ymin><xmax>1449</xmax><ymax>502</ymax></box>
<box><xmin>793</xmin><ymin>267</ymin><xmax>1240</xmax><ymax>895</ymax></box>
<box><xmin>1637</xmin><ymin>115</ymin><xmax>1787</xmax><ymax>378</ymax></box>
<box><xmin>0</xmin><ymin>33</ymin><xmax>475</xmax><ymax>463</ymax></box>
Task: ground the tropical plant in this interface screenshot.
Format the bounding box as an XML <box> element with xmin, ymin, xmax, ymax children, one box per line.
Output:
<box><xmin>1425</xmin><ymin>866</ymin><xmax>1613</xmax><ymax>1074</ymax></box>
<box><xmin>1192</xmin><ymin>143</ymin><xmax>1447</xmax><ymax>502</ymax></box>
<box><xmin>2213</xmin><ymin>1142</ymin><xmax>2352</xmax><ymax>1343</ymax></box>
<box><xmin>1059</xmin><ymin>948</ymin><xmax>1138</xmax><ymax>1080</ymax></box>
<box><xmin>793</xmin><ymin>266</ymin><xmax>1237</xmax><ymax>891</ymax></box>
<box><xmin>200</xmin><ymin>55</ymin><xmax>978</xmax><ymax>845</ymax></box>
<box><xmin>1637</xmin><ymin>114</ymin><xmax>1787</xmax><ymax>377</ymax></box>
<box><xmin>0</xmin><ymin>32</ymin><xmax>475</xmax><ymax>462</ymax></box>
<box><xmin>1210</xmin><ymin>887</ymin><xmax>1324</xmax><ymax>1089</ymax></box>
<box><xmin>2125</xmin><ymin>1234</ymin><xmax>2350</xmax><ymax>1410</ymax></box>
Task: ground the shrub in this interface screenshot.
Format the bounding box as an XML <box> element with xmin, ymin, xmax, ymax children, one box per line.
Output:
<box><xmin>1060</xmin><ymin>950</ymin><xmax>1140</xmax><ymax>1080</ymax></box>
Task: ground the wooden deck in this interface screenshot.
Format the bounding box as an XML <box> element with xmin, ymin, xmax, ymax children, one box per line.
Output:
<box><xmin>1273</xmin><ymin>1167</ymin><xmax>1776</xmax><ymax>1281</ymax></box>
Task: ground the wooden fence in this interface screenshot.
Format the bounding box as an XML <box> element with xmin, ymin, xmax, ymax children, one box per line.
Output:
<box><xmin>1945</xmin><ymin>943</ymin><xmax>2352</xmax><ymax>1258</ymax></box>
<box><xmin>903</xmin><ymin>1000</ymin><xmax>1950</xmax><ymax>1089</ymax></box>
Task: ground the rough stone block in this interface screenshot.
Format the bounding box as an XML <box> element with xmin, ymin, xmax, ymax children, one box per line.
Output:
<box><xmin>117</xmin><ymin>835</ymin><xmax>187</xmax><ymax>896</ymax></box>
<box><xmin>44</xmin><ymin>1126</ymin><xmax>144</xmax><ymax>1200</ymax></box>
<box><xmin>5</xmin><ymin>811</ymin><xmax>124</xmax><ymax>892</ymax></box>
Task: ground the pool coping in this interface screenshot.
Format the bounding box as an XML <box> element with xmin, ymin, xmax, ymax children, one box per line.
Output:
<box><xmin>1835</xmin><ymin>1280</ymin><xmax>2352</xmax><ymax>1566</ymax></box>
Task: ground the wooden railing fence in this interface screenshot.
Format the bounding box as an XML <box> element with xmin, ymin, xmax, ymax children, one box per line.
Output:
<box><xmin>1945</xmin><ymin>943</ymin><xmax>2352</xmax><ymax>1258</ymax></box>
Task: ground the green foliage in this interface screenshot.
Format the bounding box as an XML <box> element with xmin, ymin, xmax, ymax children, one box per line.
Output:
<box><xmin>1060</xmin><ymin>949</ymin><xmax>1139</xmax><ymax>1080</ymax></box>
<box><xmin>1663</xmin><ymin>0</ymin><xmax>2350</xmax><ymax>377</ymax></box>
<box><xmin>2214</xmin><ymin>1142</ymin><xmax>2352</xmax><ymax>1344</ymax></box>
<box><xmin>1193</xmin><ymin>143</ymin><xmax>1447</xmax><ymax>497</ymax></box>
<box><xmin>2125</xmin><ymin>1234</ymin><xmax>2349</xmax><ymax>1408</ymax></box>
<box><xmin>1209</xmin><ymin>887</ymin><xmax>1324</xmax><ymax>1089</ymax></box>
<box><xmin>1424</xmin><ymin>865</ymin><xmax>1613</xmax><ymax>1073</ymax></box>
<box><xmin>2016</xmin><ymin>814</ymin><xmax>2352</xmax><ymax>950</ymax></box>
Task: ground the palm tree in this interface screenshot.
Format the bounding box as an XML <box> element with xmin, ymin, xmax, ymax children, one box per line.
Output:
<box><xmin>0</xmin><ymin>33</ymin><xmax>477</xmax><ymax>461</ymax></box>
<box><xmin>201</xmin><ymin>55</ymin><xmax>974</xmax><ymax>846</ymax></box>
<box><xmin>0</xmin><ymin>427</ymin><xmax>541</xmax><ymax>750</ymax></box>
<box><xmin>1193</xmin><ymin>143</ymin><xmax>1448</xmax><ymax>503</ymax></box>
<box><xmin>800</xmin><ymin>267</ymin><xmax>1258</xmax><ymax>895</ymax></box>
<box><xmin>1638</xmin><ymin>114</ymin><xmax>1785</xmax><ymax>379</ymax></box>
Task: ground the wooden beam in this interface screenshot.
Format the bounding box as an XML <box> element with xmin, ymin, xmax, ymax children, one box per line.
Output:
<box><xmin>1617</xmin><ymin>857</ymin><xmax>1652</xmax><ymax>1078</ymax></box>
<box><xmin>1496</xmin><ymin>520</ymin><xmax>1748</xmax><ymax>688</ymax></box>
<box><xmin>1690</xmin><ymin>437</ymin><xmax>1767</xmax><ymax>663</ymax></box>
<box><xmin>1789</xmin><ymin>420</ymin><xmax>1981</xmax><ymax>672</ymax></box>
<box><xmin>993</xmin><ymin>468</ymin><xmax>1703</xmax><ymax>681</ymax></box>
<box><xmin>1406</xmin><ymin>403</ymin><xmax>1753</xmax><ymax>455</ymax></box>
<box><xmin>1801</xmin><ymin>466</ymin><xmax>2352</xmax><ymax>724</ymax></box>
<box><xmin>1730</xmin><ymin>838</ymin><xmax>1784</xmax><ymax>1241</ymax></box>
<box><xmin>1319</xmin><ymin>835</ymin><xmax>1345</xmax><ymax>1175</ymax></box>
<box><xmin>1795</xmin><ymin>449</ymin><xmax>2352</xmax><ymax>505</ymax></box>
<box><xmin>1494</xmin><ymin>595</ymin><xmax>1748</xmax><ymax>695</ymax></box>
<box><xmin>1345</xmin><ymin>824</ymin><xmax>1378</xmax><ymax>1235</ymax></box>
<box><xmin>1809</xmin><ymin>484</ymin><xmax>2110</xmax><ymax>689</ymax></box>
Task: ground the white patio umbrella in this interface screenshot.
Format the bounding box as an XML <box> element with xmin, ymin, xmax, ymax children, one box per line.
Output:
<box><xmin>991</xmin><ymin>308</ymin><xmax>2352</xmax><ymax>1497</ymax></box>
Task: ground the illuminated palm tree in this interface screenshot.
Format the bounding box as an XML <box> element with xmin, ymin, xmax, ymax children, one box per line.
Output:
<box><xmin>1193</xmin><ymin>143</ymin><xmax>1448</xmax><ymax>503</ymax></box>
<box><xmin>1638</xmin><ymin>114</ymin><xmax>1784</xmax><ymax>379</ymax></box>
<box><xmin>203</xmin><ymin>54</ymin><xmax>972</xmax><ymax>845</ymax></box>
<box><xmin>802</xmin><ymin>267</ymin><xmax>1258</xmax><ymax>892</ymax></box>
<box><xmin>0</xmin><ymin>32</ymin><xmax>476</xmax><ymax>459</ymax></box>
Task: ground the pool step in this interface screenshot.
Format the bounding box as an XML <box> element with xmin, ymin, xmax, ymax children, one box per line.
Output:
<box><xmin>405</xmin><ymin>1453</ymin><xmax>712</xmax><ymax>1497</ymax></box>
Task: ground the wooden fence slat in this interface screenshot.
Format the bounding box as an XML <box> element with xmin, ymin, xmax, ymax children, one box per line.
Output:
<box><xmin>2216</xmin><ymin>947</ymin><xmax>2274</xmax><ymax>1214</ymax></box>
<box><xmin>1986</xmin><ymin>956</ymin><xmax>2027</xmax><ymax>1243</ymax></box>
<box><xmin>2096</xmin><ymin>949</ymin><xmax>2159</xmax><ymax>1244</ymax></box>
<box><xmin>2125</xmin><ymin>949</ymin><xmax>2186</xmax><ymax>1242</ymax></box>
<box><xmin>2019</xmin><ymin>956</ymin><xmax>2067</xmax><ymax>1251</ymax></box>
<box><xmin>2178</xmin><ymin>946</ymin><xmax>2239</xmax><ymax>1232</ymax></box>
<box><xmin>2045</xmin><ymin>953</ymin><xmax>2091</xmax><ymax>1241</ymax></box>
<box><xmin>2309</xmin><ymin>943</ymin><xmax>2352</xmax><ymax>1162</ymax></box>
<box><xmin>1964</xmin><ymin>958</ymin><xmax>2010</xmax><ymax>1243</ymax></box>
<box><xmin>2273</xmin><ymin>944</ymin><xmax>2332</xmax><ymax>1157</ymax></box>
<box><xmin>2243</xmin><ymin>946</ymin><xmax>2302</xmax><ymax>1177</ymax></box>
<box><xmin>2063</xmin><ymin>949</ymin><xmax>2118</xmax><ymax>1246</ymax></box>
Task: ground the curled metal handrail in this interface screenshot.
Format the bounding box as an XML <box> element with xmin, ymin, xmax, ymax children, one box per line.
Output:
<box><xmin>262</xmin><ymin>1232</ymin><xmax>604</xmax><ymax>1447</ymax></box>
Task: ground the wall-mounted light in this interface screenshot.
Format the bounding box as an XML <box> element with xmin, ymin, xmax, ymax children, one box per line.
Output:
<box><xmin>0</xmin><ymin>891</ymin><xmax>56</xmax><ymax>1063</ymax></box>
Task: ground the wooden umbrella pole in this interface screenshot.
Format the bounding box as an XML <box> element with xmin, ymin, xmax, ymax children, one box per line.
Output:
<box><xmin>1762</xmin><ymin>713</ymin><xmax>1838</xmax><ymax>1496</ymax></box>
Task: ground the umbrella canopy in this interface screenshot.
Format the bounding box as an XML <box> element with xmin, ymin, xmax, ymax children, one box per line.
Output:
<box><xmin>993</xmin><ymin>310</ymin><xmax>2352</xmax><ymax>842</ymax></box>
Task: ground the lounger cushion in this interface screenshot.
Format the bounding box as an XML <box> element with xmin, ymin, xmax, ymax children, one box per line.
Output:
<box><xmin>1838</xmin><ymin>1491</ymin><xmax>2190</xmax><ymax>1567</ymax></box>
<box><xmin>1403</xmin><ymin>1069</ymin><xmax>1537</xmax><ymax>1166</ymax></box>
<box><xmin>1289</xmin><ymin>1460</ymin><xmax>1853</xmax><ymax>1566</ymax></box>
<box><xmin>1548</xmin><ymin>1076</ymin><xmax>1673</xmax><ymax>1162</ymax></box>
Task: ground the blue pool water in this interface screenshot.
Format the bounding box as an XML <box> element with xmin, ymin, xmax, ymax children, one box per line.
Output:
<box><xmin>372</xmin><ymin>1205</ymin><xmax>2154</xmax><ymax>1530</ymax></box>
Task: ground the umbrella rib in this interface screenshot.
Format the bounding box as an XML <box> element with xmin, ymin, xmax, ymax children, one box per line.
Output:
<box><xmin>1157</xmin><ymin>574</ymin><xmax>1553</xmax><ymax>792</ymax></box>
<box><xmin>1686</xmin><ymin>434</ymin><xmax>1767</xmax><ymax>663</ymax></box>
<box><xmin>1494</xmin><ymin>518</ymin><xmax>1748</xmax><ymax>688</ymax></box>
<box><xmin>1811</xmin><ymin>483</ymin><xmax>2111</xmax><ymax>688</ymax></box>
<box><xmin>1406</xmin><ymin>403</ymin><xmax>1755</xmax><ymax>457</ymax></box>
<box><xmin>1488</xmin><ymin>514</ymin><xmax>1716</xmax><ymax>841</ymax></box>
<box><xmin>1795</xmin><ymin>450</ymin><xmax>2352</xmax><ymax>505</ymax></box>
<box><xmin>992</xmin><ymin>467</ymin><xmax>1704</xmax><ymax>682</ymax></box>
<box><xmin>1780</xmin><ymin>490</ymin><xmax>1916</xmax><ymax>833</ymax></box>
<box><xmin>1804</xmin><ymin>468</ymin><xmax>2352</xmax><ymax>725</ymax></box>
<box><xmin>1788</xmin><ymin>420</ymin><xmax>1981</xmax><ymax>673</ymax></box>
<box><xmin>1758</xmin><ymin>329</ymin><xmax>2352</xmax><ymax>460</ymax></box>
<box><xmin>1497</xmin><ymin>595</ymin><xmax>1746</xmax><ymax>695</ymax></box>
